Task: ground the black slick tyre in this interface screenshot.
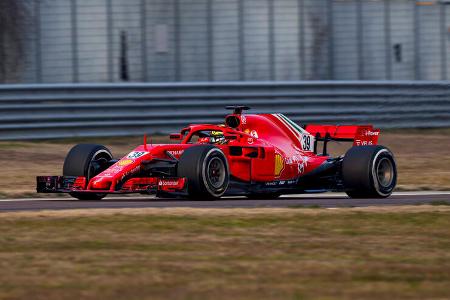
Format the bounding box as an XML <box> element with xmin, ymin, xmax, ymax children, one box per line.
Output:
<box><xmin>342</xmin><ymin>145</ymin><xmax>397</xmax><ymax>198</ymax></box>
<box><xmin>63</xmin><ymin>144</ymin><xmax>113</xmax><ymax>200</ymax></box>
<box><xmin>177</xmin><ymin>145</ymin><xmax>230</xmax><ymax>199</ymax></box>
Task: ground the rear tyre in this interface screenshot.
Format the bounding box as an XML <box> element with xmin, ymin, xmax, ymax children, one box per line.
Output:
<box><xmin>342</xmin><ymin>145</ymin><xmax>397</xmax><ymax>198</ymax></box>
<box><xmin>178</xmin><ymin>145</ymin><xmax>229</xmax><ymax>199</ymax></box>
<box><xmin>63</xmin><ymin>144</ymin><xmax>113</xmax><ymax>200</ymax></box>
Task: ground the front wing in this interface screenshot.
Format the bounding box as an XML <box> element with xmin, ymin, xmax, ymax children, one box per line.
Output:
<box><xmin>36</xmin><ymin>176</ymin><xmax>188</xmax><ymax>196</ymax></box>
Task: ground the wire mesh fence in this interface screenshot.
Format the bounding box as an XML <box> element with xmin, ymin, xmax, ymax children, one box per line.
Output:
<box><xmin>1</xmin><ymin>0</ymin><xmax>449</xmax><ymax>83</ymax></box>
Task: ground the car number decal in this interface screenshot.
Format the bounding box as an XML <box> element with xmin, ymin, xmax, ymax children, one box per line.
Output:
<box><xmin>301</xmin><ymin>134</ymin><xmax>314</xmax><ymax>152</ymax></box>
<box><xmin>127</xmin><ymin>151</ymin><xmax>148</xmax><ymax>159</ymax></box>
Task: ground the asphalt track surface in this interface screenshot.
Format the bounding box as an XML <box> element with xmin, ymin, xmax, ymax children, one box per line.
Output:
<box><xmin>0</xmin><ymin>192</ymin><xmax>449</xmax><ymax>212</ymax></box>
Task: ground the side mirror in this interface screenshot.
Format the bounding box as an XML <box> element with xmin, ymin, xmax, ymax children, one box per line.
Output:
<box><xmin>224</xmin><ymin>134</ymin><xmax>239</xmax><ymax>140</ymax></box>
<box><xmin>169</xmin><ymin>133</ymin><xmax>183</xmax><ymax>140</ymax></box>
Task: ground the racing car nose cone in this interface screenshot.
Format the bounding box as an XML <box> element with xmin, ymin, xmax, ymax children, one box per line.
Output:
<box><xmin>91</xmin><ymin>178</ymin><xmax>111</xmax><ymax>190</ymax></box>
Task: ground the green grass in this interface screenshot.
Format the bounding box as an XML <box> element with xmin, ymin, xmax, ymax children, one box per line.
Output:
<box><xmin>0</xmin><ymin>209</ymin><xmax>449</xmax><ymax>300</ymax></box>
<box><xmin>429</xmin><ymin>200</ymin><xmax>450</xmax><ymax>206</ymax></box>
<box><xmin>288</xmin><ymin>204</ymin><xmax>322</xmax><ymax>209</ymax></box>
<box><xmin>0</xmin><ymin>142</ymin><xmax>32</xmax><ymax>149</ymax></box>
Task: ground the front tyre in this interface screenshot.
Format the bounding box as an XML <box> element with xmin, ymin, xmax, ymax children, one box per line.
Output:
<box><xmin>342</xmin><ymin>145</ymin><xmax>397</xmax><ymax>198</ymax></box>
<box><xmin>63</xmin><ymin>144</ymin><xmax>113</xmax><ymax>200</ymax></box>
<box><xmin>178</xmin><ymin>145</ymin><xmax>230</xmax><ymax>199</ymax></box>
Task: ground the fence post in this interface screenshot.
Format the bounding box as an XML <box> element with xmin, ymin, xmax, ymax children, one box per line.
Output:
<box><xmin>268</xmin><ymin>0</ymin><xmax>275</xmax><ymax>81</ymax></box>
<box><xmin>356</xmin><ymin>0</ymin><xmax>363</xmax><ymax>80</ymax></box>
<box><xmin>384</xmin><ymin>0</ymin><xmax>392</xmax><ymax>80</ymax></box>
<box><xmin>70</xmin><ymin>0</ymin><xmax>79</xmax><ymax>83</ymax></box>
<box><xmin>298</xmin><ymin>0</ymin><xmax>305</xmax><ymax>80</ymax></box>
<box><xmin>207</xmin><ymin>0</ymin><xmax>214</xmax><ymax>81</ymax></box>
<box><xmin>0</xmin><ymin>27</ymin><xmax>4</xmax><ymax>82</ymax></box>
<box><xmin>106</xmin><ymin>0</ymin><xmax>113</xmax><ymax>82</ymax></box>
<box><xmin>140</xmin><ymin>0</ymin><xmax>148</xmax><ymax>82</ymax></box>
<box><xmin>238</xmin><ymin>0</ymin><xmax>245</xmax><ymax>81</ymax></box>
<box><xmin>413</xmin><ymin>2</ymin><xmax>420</xmax><ymax>80</ymax></box>
<box><xmin>440</xmin><ymin>3</ymin><xmax>447</xmax><ymax>80</ymax></box>
<box><xmin>174</xmin><ymin>0</ymin><xmax>181</xmax><ymax>81</ymax></box>
<box><xmin>34</xmin><ymin>0</ymin><xmax>43</xmax><ymax>83</ymax></box>
<box><xmin>327</xmin><ymin>0</ymin><xmax>334</xmax><ymax>80</ymax></box>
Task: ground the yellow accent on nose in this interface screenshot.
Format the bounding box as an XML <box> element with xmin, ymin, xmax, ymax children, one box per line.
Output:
<box><xmin>118</xmin><ymin>159</ymin><xmax>133</xmax><ymax>166</ymax></box>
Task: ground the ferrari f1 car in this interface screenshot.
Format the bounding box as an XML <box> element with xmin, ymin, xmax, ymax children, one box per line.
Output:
<box><xmin>37</xmin><ymin>106</ymin><xmax>397</xmax><ymax>200</ymax></box>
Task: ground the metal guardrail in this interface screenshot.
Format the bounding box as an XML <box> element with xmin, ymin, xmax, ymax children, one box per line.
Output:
<box><xmin>0</xmin><ymin>81</ymin><xmax>449</xmax><ymax>140</ymax></box>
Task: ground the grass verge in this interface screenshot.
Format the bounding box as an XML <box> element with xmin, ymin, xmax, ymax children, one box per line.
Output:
<box><xmin>0</xmin><ymin>206</ymin><xmax>449</xmax><ymax>300</ymax></box>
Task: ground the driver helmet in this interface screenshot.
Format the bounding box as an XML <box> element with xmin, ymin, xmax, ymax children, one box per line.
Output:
<box><xmin>210</xmin><ymin>131</ymin><xmax>227</xmax><ymax>145</ymax></box>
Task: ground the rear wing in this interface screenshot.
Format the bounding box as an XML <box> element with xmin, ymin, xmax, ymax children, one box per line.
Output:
<box><xmin>305</xmin><ymin>124</ymin><xmax>380</xmax><ymax>147</ymax></box>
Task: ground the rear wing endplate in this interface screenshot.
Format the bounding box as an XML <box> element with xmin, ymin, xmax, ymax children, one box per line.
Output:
<box><xmin>305</xmin><ymin>124</ymin><xmax>380</xmax><ymax>153</ymax></box>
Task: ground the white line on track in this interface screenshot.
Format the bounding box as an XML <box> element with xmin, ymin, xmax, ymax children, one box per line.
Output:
<box><xmin>283</xmin><ymin>191</ymin><xmax>450</xmax><ymax>198</ymax></box>
<box><xmin>1</xmin><ymin>191</ymin><xmax>449</xmax><ymax>202</ymax></box>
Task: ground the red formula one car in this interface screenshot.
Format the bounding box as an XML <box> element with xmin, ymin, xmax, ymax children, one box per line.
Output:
<box><xmin>37</xmin><ymin>106</ymin><xmax>397</xmax><ymax>200</ymax></box>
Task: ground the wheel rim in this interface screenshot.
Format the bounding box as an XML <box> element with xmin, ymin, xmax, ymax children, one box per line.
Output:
<box><xmin>87</xmin><ymin>150</ymin><xmax>111</xmax><ymax>180</ymax></box>
<box><xmin>87</xmin><ymin>150</ymin><xmax>112</xmax><ymax>199</ymax></box>
<box><xmin>206</xmin><ymin>157</ymin><xmax>226</xmax><ymax>189</ymax></box>
<box><xmin>376</xmin><ymin>157</ymin><xmax>394</xmax><ymax>188</ymax></box>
